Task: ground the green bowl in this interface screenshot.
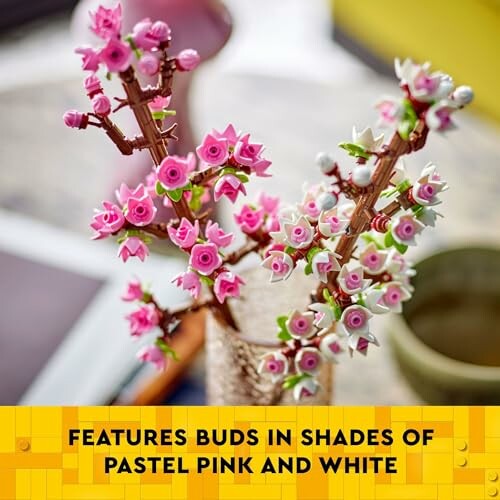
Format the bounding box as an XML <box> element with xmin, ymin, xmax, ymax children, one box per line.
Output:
<box><xmin>389</xmin><ymin>247</ymin><xmax>500</xmax><ymax>404</ymax></box>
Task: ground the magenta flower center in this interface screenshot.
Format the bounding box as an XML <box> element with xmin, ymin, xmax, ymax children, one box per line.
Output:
<box><xmin>384</xmin><ymin>286</ymin><xmax>402</xmax><ymax>305</ymax></box>
<box><xmin>329</xmin><ymin>342</ymin><xmax>341</xmax><ymax>354</ymax></box>
<box><xmin>415</xmin><ymin>74</ymin><xmax>438</xmax><ymax>93</ymax></box>
<box><xmin>271</xmin><ymin>258</ymin><xmax>289</xmax><ymax>275</ymax></box>
<box><xmin>305</xmin><ymin>201</ymin><xmax>320</xmax><ymax>217</ymax></box>
<box><xmin>362</xmin><ymin>252</ymin><xmax>380</xmax><ymax>270</ymax></box>
<box><xmin>266</xmin><ymin>359</ymin><xmax>284</xmax><ymax>374</ymax></box>
<box><xmin>345</xmin><ymin>310</ymin><xmax>366</xmax><ymax>330</ymax></box>
<box><xmin>299</xmin><ymin>352</ymin><xmax>319</xmax><ymax>371</ymax></box>
<box><xmin>395</xmin><ymin>221</ymin><xmax>415</xmax><ymax>240</ymax></box>
<box><xmin>167</xmin><ymin>167</ymin><xmax>180</xmax><ymax>180</ymax></box>
<box><xmin>291</xmin><ymin>226</ymin><xmax>308</xmax><ymax>243</ymax></box>
<box><xmin>327</xmin><ymin>216</ymin><xmax>341</xmax><ymax>232</ymax></box>
<box><xmin>291</xmin><ymin>316</ymin><xmax>310</xmax><ymax>335</ymax></box>
<box><xmin>317</xmin><ymin>261</ymin><xmax>333</xmax><ymax>274</ymax></box>
<box><xmin>357</xmin><ymin>338</ymin><xmax>369</xmax><ymax>352</ymax></box>
<box><xmin>418</xmin><ymin>183</ymin><xmax>435</xmax><ymax>200</ymax></box>
<box><xmin>345</xmin><ymin>272</ymin><xmax>361</xmax><ymax>290</ymax></box>
<box><xmin>199</xmin><ymin>252</ymin><xmax>213</xmax><ymax>264</ymax></box>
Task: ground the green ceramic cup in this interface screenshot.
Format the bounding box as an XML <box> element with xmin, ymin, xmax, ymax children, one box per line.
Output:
<box><xmin>389</xmin><ymin>247</ymin><xmax>500</xmax><ymax>404</ymax></box>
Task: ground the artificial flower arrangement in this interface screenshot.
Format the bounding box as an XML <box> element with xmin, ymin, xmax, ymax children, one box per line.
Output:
<box><xmin>64</xmin><ymin>3</ymin><xmax>473</xmax><ymax>401</ymax></box>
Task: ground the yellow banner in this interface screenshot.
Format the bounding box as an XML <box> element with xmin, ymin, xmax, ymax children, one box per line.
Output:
<box><xmin>0</xmin><ymin>406</ymin><xmax>499</xmax><ymax>499</ymax></box>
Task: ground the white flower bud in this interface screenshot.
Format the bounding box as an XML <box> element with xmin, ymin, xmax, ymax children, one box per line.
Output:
<box><xmin>351</xmin><ymin>166</ymin><xmax>372</xmax><ymax>187</ymax></box>
<box><xmin>315</xmin><ymin>152</ymin><xmax>335</xmax><ymax>174</ymax></box>
<box><xmin>316</xmin><ymin>192</ymin><xmax>338</xmax><ymax>211</ymax></box>
<box><xmin>451</xmin><ymin>85</ymin><xmax>474</xmax><ymax>106</ymax></box>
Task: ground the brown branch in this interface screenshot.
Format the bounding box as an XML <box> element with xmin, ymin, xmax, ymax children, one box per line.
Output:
<box><xmin>223</xmin><ymin>240</ymin><xmax>260</xmax><ymax>265</ymax></box>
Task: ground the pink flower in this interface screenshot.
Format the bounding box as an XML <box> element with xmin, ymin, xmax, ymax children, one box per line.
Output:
<box><xmin>125</xmin><ymin>304</ymin><xmax>159</xmax><ymax>337</ymax></box>
<box><xmin>90</xmin><ymin>200</ymin><xmax>125</xmax><ymax>239</ymax></box>
<box><xmin>319</xmin><ymin>333</ymin><xmax>343</xmax><ymax>362</ymax></box>
<box><xmin>265</xmin><ymin>214</ymin><xmax>280</xmax><ymax>233</ymax></box>
<box><xmin>145</xmin><ymin>171</ymin><xmax>158</xmax><ymax>198</ymax></box>
<box><xmin>251</xmin><ymin>158</ymin><xmax>272</xmax><ymax>177</ymax></box>
<box><xmin>425</xmin><ymin>100</ymin><xmax>458</xmax><ymax>132</ymax></box>
<box><xmin>298</xmin><ymin>193</ymin><xmax>321</xmax><ymax>221</ymax></box>
<box><xmin>282</xmin><ymin>216</ymin><xmax>314</xmax><ymax>249</ymax></box>
<box><xmin>171</xmin><ymin>271</ymin><xmax>202</xmax><ymax>299</ymax></box>
<box><xmin>234</xmin><ymin>205</ymin><xmax>265</xmax><ymax>234</ymax></box>
<box><xmin>122</xmin><ymin>280</ymin><xmax>144</xmax><ymax>301</ymax></box>
<box><xmin>99</xmin><ymin>38</ymin><xmax>133</xmax><ymax>73</ymax></box>
<box><xmin>392</xmin><ymin>215</ymin><xmax>425</xmax><ymax>246</ymax></box>
<box><xmin>117</xmin><ymin>237</ymin><xmax>149</xmax><ymax>262</ymax></box>
<box><xmin>359</xmin><ymin>243</ymin><xmax>388</xmax><ymax>275</ymax></box>
<box><xmin>375</xmin><ymin>97</ymin><xmax>404</xmax><ymax>128</ymax></box>
<box><xmin>125</xmin><ymin>193</ymin><xmax>157</xmax><ymax>226</ymax></box>
<box><xmin>63</xmin><ymin>110</ymin><xmax>88</xmax><ymax>129</ymax></box>
<box><xmin>115</xmin><ymin>183</ymin><xmax>146</xmax><ymax>206</ymax></box>
<box><xmin>132</xmin><ymin>18</ymin><xmax>171</xmax><ymax>50</ymax></box>
<box><xmin>213</xmin><ymin>174</ymin><xmax>246</xmax><ymax>203</ymax></box>
<box><xmin>381</xmin><ymin>282</ymin><xmax>411</xmax><ymax>313</ymax></box>
<box><xmin>337</xmin><ymin>265</ymin><xmax>371</xmax><ymax>295</ymax></box>
<box><xmin>213</xmin><ymin>272</ymin><xmax>245</xmax><ymax>303</ymax></box>
<box><xmin>293</xmin><ymin>377</ymin><xmax>319</xmax><ymax>401</ymax></box>
<box><xmin>84</xmin><ymin>74</ymin><xmax>102</xmax><ymax>96</ymax></box>
<box><xmin>89</xmin><ymin>3</ymin><xmax>122</xmax><ymax>39</ymax></box>
<box><xmin>196</xmin><ymin>133</ymin><xmax>228</xmax><ymax>165</ymax></box>
<box><xmin>149</xmin><ymin>95</ymin><xmax>171</xmax><ymax>112</ymax></box>
<box><xmin>92</xmin><ymin>94</ymin><xmax>111</xmax><ymax>116</ymax></box>
<box><xmin>258</xmin><ymin>352</ymin><xmax>288</xmax><ymax>382</ymax></box>
<box><xmin>212</xmin><ymin>124</ymin><xmax>240</xmax><ymax>147</ymax></box>
<box><xmin>286</xmin><ymin>310</ymin><xmax>315</xmax><ymax>340</ymax></box>
<box><xmin>295</xmin><ymin>347</ymin><xmax>322</xmax><ymax>375</ymax></box>
<box><xmin>258</xmin><ymin>192</ymin><xmax>280</xmax><ymax>215</ymax></box>
<box><xmin>176</xmin><ymin>49</ymin><xmax>200</xmax><ymax>71</ymax></box>
<box><xmin>75</xmin><ymin>46</ymin><xmax>100</xmax><ymax>72</ymax></box>
<box><xmin>189</xmin><ymin>243</ymin><xmax>222</xmax><ymax>276</ymax></box>
<box><xmin>167</xmin><ymin>218</ymin><xmax>199</xmax><ymax>249</ymax></box>
<box><xmin>311</xmin><ymin>251</ymin><xmax>341</xmax><ymax>283</ymax></box>
<box><xmin>261</xmin><ymin>251</ymin><xmax>294</xmax><ymax>283</ymax></box>
<box><xmin>233</xmin><ymin>134</ymin><xmax>264</xmax><ymax>167</ymax></box>
<box><xmin>156</xmin><ymin>156</ymin><xmax>189</xmax><ymax>190</ymax></box>
<box><xmin>137</xmin><ymin>345</ymin><xmax>167</xmax><ymax>371</ymax></box>
<box><xmin>205</xmin><ymin>220</ymin><xmax>234</xmax><ymax>248</ymax></box>
<box><xmin>138</xmin><ymin>53</ymin><xmax>160</xmax><ymax>76</ymax></box>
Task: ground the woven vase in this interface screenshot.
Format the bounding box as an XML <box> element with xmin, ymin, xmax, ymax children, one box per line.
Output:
<box><xmin>205</xmin><ymin>266</ymin><xmax>333</xmax><ymax>405</ymax></box>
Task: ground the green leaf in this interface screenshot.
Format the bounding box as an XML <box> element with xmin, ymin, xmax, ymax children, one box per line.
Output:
<box><xmin>306</xmin><ymin>246</ymin><xmax>323</xmax><ymax>263</ymax></box>
<box><xmin>105</xmin><ymin>72</ymin><xmax>112</xmax><ymax>81</ymax></box>
<box><xmin>282</xmin><ymin>373</ymin><xmax>310</xmax><ymax>390</ymax></box>
<box><xmin>155</xmin><ymin>338</ymin><xmax>179</xmax><ymax>361</ymax></box>
<box><xmin>338</xmin><ymin>142</ymin><xmax>371</xmax><ymax>160</ymax></box>
<box><xmin>361</xmin><ymin>233</ymin><xmax>384</xmax><ymax>250</ymax></box>
<box><xmin>235</xmin><ymin>173</ymin><xmax>250</xmax><ymax>184</ymax></box>
<box><xmin>221</xmin><ymin>167</ymin><xmax>237</xmax><ymax>176</ymax></box>
<box><xmin>396</xmin><ymin>179</ymin><xmax>412</xmax><ymax>194</ymax></box>
<box><xmin>304</xmin><ymin>263</ymin><xmax>313</xmax><ymax>276</ymax></box>
<box><xmin>276</xmin><ymin>315</ymin><xmax>292</xmax><ymax>341</ymax></box>
<box><xmin>332</xmin><ymin>301</ymin><xmax>342</xmax><ymax>321</ymax></box>
<box><xmin>384</xmin><ymin>230</ymin><xmax>408</xmax><ymax>254</ymax></box>
<box><xmin>322</xmin><ymin>288</ymin><xmax>332</xmax><ymax>302</ymax></box>
<box><xmin>166</xmin><ymin>188</ymin><xmax>184</xmax><ymax>202</ymax></box>
<box><xmin>155</xmin><ymin>181</ymin><xmax>168</xmax><ymax>196</ymax></box>
<box><xmin>189</xmin><ymin>185</ymin><xmax>205</xmax><ymax>212</ymax></box>
<box><xmin>398</xmin><ymin>99</ymin><xmax>418</xmax><ymax>140</ymax></box>
<box><xmin>284</xmin><ymin>246</ymin><xmax>295</xmax><ymax>255</ymax></box>
<box><xmin>199</xmin><ymin>275</ymin><xmax>214</xmax><ymax>287</ymax></box>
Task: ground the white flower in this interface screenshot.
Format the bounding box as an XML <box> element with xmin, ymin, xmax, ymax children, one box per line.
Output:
<box><xmin>319</xmin><ymin>333</ymin><xmax>343</xmax><ymax>362</ymax></box>
<box><xmin>352</xmin><ymin>126</ymin><xmax>384</xmax><ymax>151</ymax></box>
<box><xmin>392</xmin><ymin>215</ymin><xmax>425</xmax><ymax>246</ymax></box>
<box><xmin>416</xmin><ymin>207</ymin><xmax>443</xmax><ymax>227</ymax></box>
<box><xmin>298</xmin><ymin>190</ymin><xmax>322</xmax><ymax>221</ymax></box>
<box><xmin>261</xmin><ymin>251</ymin><xmax>294</xmax><ymax>283</ymax></box>
<box><xmin>347</xmin><ymin>331</ymin><xmax>379</xmax><ymax>356</ymax></box>
<box><xmin>338</xmin><ymin>264</ymin><xmax>371</xmax><ymax>295</ymax></box>
<box><xmin>390</xmin><ymin>159</ymin><xmax>408</xmax><ymax>186</ymax></box>
<box><xmin>338</xmin><ymin>200</ymin><xmax>356</xmax><ymax>218</ymax></box>
<box><xmin>375</xmin><ymin>96</ymin><xmax>404</xmax><ymax>128</ymax></box>
<box><xmin>364</xmin><ymin>287</ymin><xmax>390</xmax><ymax>314</ymax></box>
<box><xmin>412</xmin><ymin>163</ymin><xmax>448</xmax><ymax>207</ymax></box>
<box><xmin>286</xmin><ymin>310</ymin><xmax>316</xmax><ymax>339</ymax></box>
<box><xmin>380</xmin><ymin>281</ymin><xmax>412</xmax><ymax>313</ymax></box>
<box><xmin>425</xmin><ymin>100</ymin><xmax>459</xmax><ymax>131</ymax></box>
<box><xmin>385</xmin><ymin>249</ymin><xmax>416</xmax><ymax>281</ymax></box>
<box><xmin>339</xmin><ymin>304</ymin><xmax>373</xmax><ymax>336</ymax></box>
<box><xmin>295</xmin><ymin>347</ymin><xmax>323</xmax><ymax>375</ymax></box>
<box><xmin>451</xmin><ymin>86</ymin><xmax>474</xmax><ymax>106</ymax></box>
<box><xmin>293</xmin><ymin>377</ymin><xmax>319</xmax><ymax>401</ymax></box>
<box><xmin>258</xmin><ymin>352</ymin><xmax>289</xmax><ymax>382</ymax></box>
<box><xmin>311</xmin><ymin>251</ymin><xmax>341</xmax><ymax>283</ymax></box>
<box><xmin>309</xmin><ymin>302</ymin><xmax>336</xmax><ymax>330</ymax></box>
<box><xmin>281</xmin><ymin>215</ymin><xmax>314</xmax><ymax>249</ymax></box>
<box><xmin>318</xmin><ymin>208</ymin><xmax>349</xmax><ymax>238</ymax></box>
<box><xmin>359</xmin><ymin>243</ymin><xmax>388</xmax><ymax>275</ymax></box>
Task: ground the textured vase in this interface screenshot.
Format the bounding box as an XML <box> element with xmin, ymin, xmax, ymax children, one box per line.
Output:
<box><xmin>205</xmin><ymin>267</ymin><xmax>333</xmax><ymax>405</ymax></box>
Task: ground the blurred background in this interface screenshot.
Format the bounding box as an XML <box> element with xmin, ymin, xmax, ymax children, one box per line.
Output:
<box><xmin>0</xmin><ymin>0</ymin><xmax>499</xmax><ymax>406</ymax></box>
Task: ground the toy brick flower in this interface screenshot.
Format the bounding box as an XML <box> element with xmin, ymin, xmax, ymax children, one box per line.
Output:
<box><xmin>189</xmin><ymin>243</ymin><xmax>222</xmax><ymax>276</ymax></box>
<box><xmin>137</xmin><ymin>345</ymin><xmax>167</xmax><ymax>371</ymax></box>
<box><xmin>90</xmin><ymin>200</ymin><xmax>125</xmax><ymax>239</ymax></box>
<box><xmin>391</xmin><ymin>215</ymin><xmax>425</xmax><ymax>246</ymax></box>
<box><xmin>258</xmin><ymin>352</ymin><xmax>288</xmax><ymax>382</ymax></box>
<box><xmin>251</xmin><ymin>158</ymin><xmax>272</xmax><ymax>177</ymax></box>
<box><xmin>381</xmin><ymin>282</ymin><xmax>411</xmax><ymax>313</ymax></box>
<box><xmin>234</xmin><ymin>205</ymin><xmax>265</xmax><ymax>234</ymax></box>
<box><xmin>175</xmin><ymin>49</ymin><xmax>201</xmax><ymax>71</ymax></box>
<box><xmin>385</xmin><ymin>249</ymin><xmax>415</xmax><ymax>279</ymax></box>
<box><xmin>425</xmin><ymin>100</ymin><xmax>459</xmax><ymax>132</ymax></box>
<box><xmin>99</xmin><ymin>38</ymin><xmax>133</xmax><ymax>73</ymax></box>
<box><xmin>212</xmin><ymin>123</ymin><xmax>240</xmax><ymax>146</ymax></box>
<box><xmin>138</xmin><ymin>53</ymin><xmax>160</xmax><ymax>76</ymax></box>
<box><xmin>124</xmin><ymin>193</ymin><xmax>157</xmax><ymax>226</ymax></box>
<box><xmin>118</xmin><ymin>237</ymin><xmax>149</xmax><ymax>262</ymax></box>
<box><xmin>213</xmin><ymin>271</ymin><xmax>245</xmax><ymax>303</ymax></box>
<box><xmin>167</xmin><ymin>218</ymin><xmax>199</xmax><ymax>249</ymax></box>
<box><xmin>92</xmin><ymin>94</ymin><xmax>111</xmax><ymax>116</ymax></box>
<box><xmin>416</xmin><ymin>207</ymin><xmax>442</xmax><ymax>227</ymax></box>
<box><xmin>293</xmin><ymin>377</ymin><xmax>319</xmax><ymax>401</ymax></box>
<box><xmin>125</xmin><ymin>304</ymin><xmax>159</xmax><ymax>336</ymax></box>
<box><xmin>318</xmin><ymin>208</ymin><xmax>349</xmax><ymax>238</ymax></box>
<box><xmin>338</xmin><ymin>265</ymin><xmax>371</xmax><ymax>295</ymax></box>
<box><xmin>84</xmin><ymin>74</ymin><xmax>102</xmax><ymax>96</ymax></box>
<box><xmin>339</xmin><ymin>304</ymin><xmax>373</xmax><ymax>336</ymax></box>
<box><xmin>132</xmin><ymin>18</ymin><xmax>171</xmax><ymax>50</ymax></box>
<box><xmin>261</xmin><ymin>251</ymin><xmax>294</xmax><ymax>283</ymax></box>
<box><xmin>89</xmin><ymin>3</ymin><xmax>122</xmax><ymax>40</ymax></box>
<box><xmin>258</xmin><ymin>192</ymin><xmax>280</xmax><ymax>215</ymax></box>
<box><xmin>286</xmin><ymin>310</ymin><xmax>315</xmax><ymax>339</ymax></box>
<box><xmin>214</xmin><ymin>174</ymin><xmax>246</xmax><ymax>203</ymax></box>
<box><xmin>149</xmin><ymin>95</ymin><xmax>171</xmax><ymax>113</ymax></box>
<box><xmin>309</xmin><ymin>302</ymin><xmax>335</xmax><ymax>330</ymax></box>
<box><xmin>282</xmin><ymin>216</ymin><xmax>314</xmax><ymax>249</ymax></box>
<box><xmin>411</xmin><ymin>163</ymin><xmax>448</xmax><ymax>206</ymax></box>
<box><xmin>205</xmin><ymin>221</ymin><xmax>234</xmax><ymax>248</ymax></box>
<box><xmin>375</xmin><ymin>96</ymin><xmax>404</xmax><ymax>128</ymax></box>
<box><xmin>298</xmin><ymin>191</ymin><xmax>322</xmax><ymax>221</ymax></box>
<box><xmin>364</xmin><ymin>288</ymin><xmax>390</xmax><ymax>314</ymax></box>
<box><xmin>171</xmin><ymin>271</ymin><xmax>202</xmax><ymax>299</ymax></box>
<box><xmin>347</xmin><ymin>331</ymin><xmax>379</xmax><ymax>356</ymax></box>
<box><xmin>295</xmin><ymin>347</ymin><xmax>323</xmax><ymax>375</ymax></box>
<box><xmin>122</xmin><ymin>280</ymin><xmax>144</xmax><ymax>301</ymax></box>
<box><xmin>116</xmin><ymin>183</ymin><xmax>147</xmax><ymax>205</ymax></box>
<box><xmin>196</xmin><ymin>133</ymin><xmax>229</xmax><ymax>165</ymax></box>
<box><xmin>63</xmin><ymin>110</ymin><xmax>88</xmax><ymax>129</ymax></box>
<box><xmin>319</xmin><ymin>333</ymin><xmax>343</xmax><ymax>361</ymax></box>
<box><xmin>156</xmin><ymin>156</ymin><xmax>189</xmax><ymax>190</ymax></box>
<box><xmin>233</xmin><ymin>134</ymin><xmax>264</xmax><ymax>167</ymax></box>
<box><xmin>390</xmin><ymin>159</ymin><xmax>408</xmax><ymax>186</ymax></box>
<box><xmin>75</xmin><ymin>46</ymin><xmax>100</xmax><ymax>72</ymax></box>
<box><xmin>352</xmin><ymin>126</ymin><xmax>384</xmax><ymax>152</ymax></box>
<box><xmin>359</xmin><ymin>243</ymin><xmax>388</xmax><ymax>275</ymax></box>
<box><xmin>311</xmin><ymin>251</ymin><xmax>341</xmax><ymax>283</ymax></box>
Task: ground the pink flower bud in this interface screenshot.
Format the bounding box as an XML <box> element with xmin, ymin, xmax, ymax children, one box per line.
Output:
<box><xmin>138</xmin><ymin>53</ymin><xmax>160</xmax><ymax>76</ymax></box>
<box><xmin>205</xmin><ymin>220</ymin><xmax>234</xmax><ymax>248</ymax></box>
<box><xmin>117</xmin><ymin>237</ymin><xmax>149</xmax><ymax>262</ymax></box>
<box><xmin>122</xmin><ymin>280</ymin><xmax>144</xmax><ymax>302</ymax></box>
<box><xmin>63</xmin><ymin>110</ymin><xmax>88</xmax><ymax>129</ymax></box>
<box><xmin>149</xmin><ymin>95</ymin><xmax>171</xmax><ymax>112</ymax></box>
<box><xmin>176</xmin><ymin>49</ymin><xmax>200</xmax><ymax>71</ymax></box>
<box><xmin>171</xmin><ymin>271</ymin><xmax>202</xmax><ymax>299</ymax></box>
<box><xmin>125</xmin><ymin>193</ymin><xmax>157</xmax><ymax>226</ymax></box>
<box><xmin>137</xmin><ymin>345</ymin><xmax>167</xmax><ymax>371</ymax></box>
<box><xmin>150</xmin><ymin>21</ymin><xmax>171</xmax><ymax>42</ymax></box>
<box><xmin>92</xmin><ymin>94</ymin><xmax>111</xmax><ymax>117</ymax></box>
<box><xmin>214</xmin><ymin>174</ymin><xmax>246</xmax><ymax>203</ymax></box>
<box><xmin>132</xmin><ymin>18</ymin><xmax>170</xmax><ymax>50</ymax></box>
<box><xmin>213</xmin><ymin>271</ymin><xmax>245</xmax><ymax>303</ymax></box>
<box><xmin>84</xmin><ymin>74</ymin><xmax>102</xmax><ymax>97</ymax></box>
<box><xmin>75</xmin><ymin>46</ymin><xmax>100</xmax><ymax>72</ymax></box>
<box><xmin>234</xmin><ymin>205</ymin><xmax>264</xmax><ymax>234</ymax></box>
<box><xmin>189</xmin><ymin>243</ymin><xmax>222</xmax><ymax>276</ymax></box>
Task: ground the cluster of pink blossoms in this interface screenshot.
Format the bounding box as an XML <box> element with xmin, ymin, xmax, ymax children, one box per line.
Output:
<box><xmin>256</xmin><ymin>59</ymin><xmax>472</xmax><ymax>400</ymax></box>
